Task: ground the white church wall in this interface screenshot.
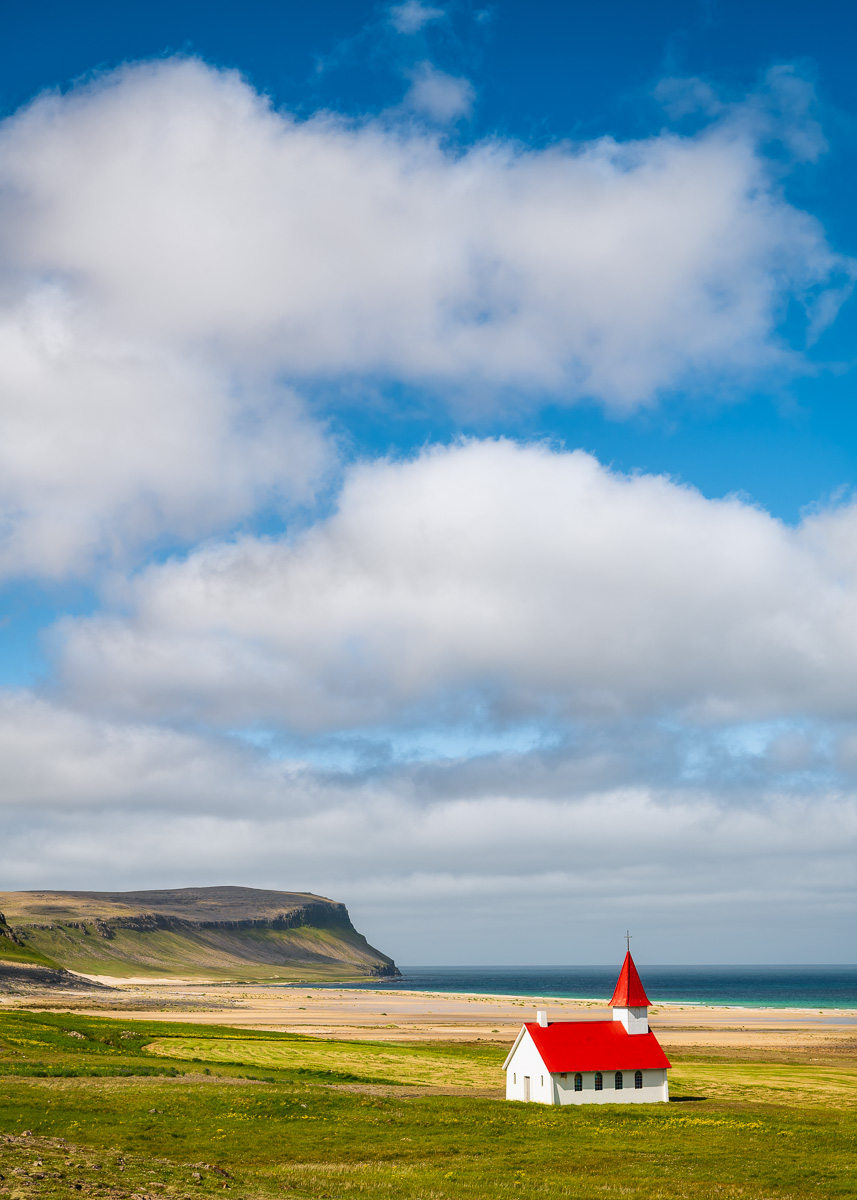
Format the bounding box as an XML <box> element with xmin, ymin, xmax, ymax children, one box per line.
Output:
<box><xmin>553</xmin><ymin>1067</ymin><xmax>668</xmax><ymax>1105</ymax></box>
<box><xmin>504</xmin><ymin>1030</ymin><xmax>556</xmax><ymax>1104</ymax></box>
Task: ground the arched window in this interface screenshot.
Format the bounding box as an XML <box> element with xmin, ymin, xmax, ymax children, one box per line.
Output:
<box><xmin>635</xmin><ymin>1070</ymin><xmax>643</xmax><ymax>1089</ymax></box>
<box><xmin>594</xmin><ymin>1072</ymin><xmax>603</xmax><ymax>1091</ymax></box>
<box><xmin>615</xmin><ymin>1071</ymin><xmax>623</xmax><ymax>1090</ymax></box>
<box><xmin>513</xmin><ymin>1073</ymin><xmax>516</xmax><ymax>1084</ymax></box>
<box><xmin>574</xmin><ymin>1073</ymin><xmax>583</xmax><ymax>1092</ymax></box>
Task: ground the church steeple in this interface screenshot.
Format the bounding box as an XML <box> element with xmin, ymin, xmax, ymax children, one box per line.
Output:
<box><xmin>608</xmin><ymin>948</ymin><xmax>651</xmax><ymax>1034</ymax></box>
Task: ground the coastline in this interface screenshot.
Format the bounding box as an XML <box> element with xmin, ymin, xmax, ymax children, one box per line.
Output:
<box><xmin>275</xmin><ymin>985</ymin><xmax>857</xmax><ymax>1014</ymax></box>
<box><xmin>2</xmin><ymin>978</ymin><xmax>855</xmax><ymax>1060</ymax></box>
<box><xmin>331</xmin><ymin>964</ymin><xmax>857</xmax><ymax>1012</ymax></box>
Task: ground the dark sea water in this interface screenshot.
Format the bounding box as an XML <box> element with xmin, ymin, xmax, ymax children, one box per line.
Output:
<box><xmin>310</xmin><ymin>965</ymin><xmax>857</xmax><ymax>1010</ymax></box>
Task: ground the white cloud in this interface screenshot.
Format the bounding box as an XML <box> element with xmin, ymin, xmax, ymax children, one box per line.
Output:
<box><xmin>0</xmin><ymin>285</ymin><xmax>325</xmax><ymax>578</ymax></box>
<box><xmin>53</xmin><ymin>440</ymin><xmax>857</xmax><ymax>732</ymax></box>
<box><xmin>0</xmin><ymin>58</ymin><xmax>846</xmax><ymax>577</ymax></box>
<box><xmin>1</xmin><ymin>60</ymin><xmax>844</xmax><ymax>396</ymax></box>
<box><xmin>405</xmin><ymin>62</ymin><xmax>475</xmax><ymax>122</ymax></box>
<box><xmin>0</xmin><ymin>689</ymin><xmax>853</xmax><ymax>961</ymax></box>
<box><xmin>389</xmin><ymin>2</ymin><xmax>445</xmax><ymax>34</ymax></box>
<box><xmin>0</xmin><ymin>692</ymin><xmax>282</xmax><ymax>812</ymax></box>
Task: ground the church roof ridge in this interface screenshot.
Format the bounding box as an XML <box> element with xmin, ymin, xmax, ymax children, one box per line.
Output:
<box><xmin>521</xmin><ymin>1019</ymin><xmax>670</xmax><ymax>1072</ymax></box>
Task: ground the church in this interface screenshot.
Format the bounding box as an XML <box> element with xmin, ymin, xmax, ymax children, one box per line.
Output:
<box><xmin>503</xmin><ymin>951</ymin><xmax>671</xmax><ymax>1104</ymax></box>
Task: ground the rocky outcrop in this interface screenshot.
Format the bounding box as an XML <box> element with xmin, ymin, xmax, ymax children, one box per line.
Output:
<box><xmin>73</xmin><ymin>898</ymin><xmax>358</xmax><ymax>938</ymax></box>
<box><xmin>0</xmin><ymin>911</ymin><xmax>23</xmax><ymax>945</ymax></box>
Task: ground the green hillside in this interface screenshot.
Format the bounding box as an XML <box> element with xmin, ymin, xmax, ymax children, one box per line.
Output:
<box><xmin>0</xmin><ymin>886</ymin><xmax>398</xmax><ymax>982</ymax></box>
<box><xmin>0</xmin><ymin>912</ymin><xmax>61</xmax><ymax>968</ymax></box>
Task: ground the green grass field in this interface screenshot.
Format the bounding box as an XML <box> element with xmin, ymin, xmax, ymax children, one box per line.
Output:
<box><xmin>145</xmin><ymin>1034</ymin><xmax>503</xmax><ymax>1088</ymax></box>
<box><xmin>1</xmin><ymin>1008</ymin><xmax>855</xmax><ymax>1199</ymax></box>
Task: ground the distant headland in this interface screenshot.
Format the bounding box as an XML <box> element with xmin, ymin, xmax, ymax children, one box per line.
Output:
<box><xmin>0</xmin><ymin>885</ymin><xmax>399</xmax><ymax>985</ymax></box>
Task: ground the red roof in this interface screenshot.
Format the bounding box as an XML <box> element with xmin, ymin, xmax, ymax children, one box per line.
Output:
<box><xmin>523</xmin><ymin>1020</ymin><xmax>670</xmax><ymax>1072</ymax></box>
<box><xmin>609</xmin><ymin>951</ymin><xmax>651</xmax><ymax>1007</ymax></box>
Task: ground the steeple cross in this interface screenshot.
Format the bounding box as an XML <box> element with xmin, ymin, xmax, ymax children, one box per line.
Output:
<box><xmin>625</xmin><ymin>930</ymin><xmax>632</xmax><ymax>954</ymax></box>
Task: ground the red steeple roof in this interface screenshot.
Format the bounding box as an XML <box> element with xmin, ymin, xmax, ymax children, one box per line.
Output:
<box><xmin>609</xmin><ymin>951</ymin><xmax>651</xmax><ymax>1007</ymax></box>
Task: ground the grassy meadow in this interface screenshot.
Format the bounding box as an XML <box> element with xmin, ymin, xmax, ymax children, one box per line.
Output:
<box><xmin>1</xmin><ymin>1007</ymin><xmax>855</xmax><ymax>1199</ymax></box>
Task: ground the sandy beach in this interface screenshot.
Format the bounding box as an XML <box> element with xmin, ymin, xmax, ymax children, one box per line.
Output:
<box><xmin>4</xmin><ymin>977</ymin><xmax>855</xmax><ymax>1060</ymax></box>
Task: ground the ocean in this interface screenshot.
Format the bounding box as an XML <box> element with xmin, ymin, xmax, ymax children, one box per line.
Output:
<box><xmin>309</xmin><ymin>965</ymin><xmax>857</xmax><ymax>1010</ymax></box>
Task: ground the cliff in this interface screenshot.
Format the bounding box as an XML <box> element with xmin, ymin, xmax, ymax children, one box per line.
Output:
<box><xmin>0</xmin><ymin>886</ymin><xmax>399</xmax><ymax>982</ymax></box>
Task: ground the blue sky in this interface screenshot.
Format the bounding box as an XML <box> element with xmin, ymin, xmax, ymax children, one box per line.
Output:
<box><xmin>0</xmin><ymin>0</ymin><xmax>856</xmax><ymax>964</ymax></box>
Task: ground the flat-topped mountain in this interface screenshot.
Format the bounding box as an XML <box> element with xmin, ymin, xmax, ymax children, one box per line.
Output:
<box><xmin>0</xmin><ymin>886</ymin><xmax>398</xmax><ymax>982</ymax></box>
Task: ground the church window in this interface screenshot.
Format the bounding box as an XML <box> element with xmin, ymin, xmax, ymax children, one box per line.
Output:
<box><xmin>615</xmin><ymin>1071</ymin><xmax>623</xmax><ymax>1090</ymax></box>
<box><xmin>513</xmin><ymin>1073</ymin><xmax>516</xmax><ymax>1084</ymax></box>
<box><xmin>594</xmin><ymin>1072</ymin><xmax>603</xmax><ymax>1091</ymax></box>
<box><xmin>635</xmin><ymin>1070</ymin><xmax>643</xmax><ymax>1089</ymax></box>
<box><xmin>574</xmin><ymin>1073</ymin><xmax>583</xmax><ymax>1091</ymax></box>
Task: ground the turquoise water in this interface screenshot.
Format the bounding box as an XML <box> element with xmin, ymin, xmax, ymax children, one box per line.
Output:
<box><xmin>314</xmin><ymin>965</ymin><xmax>857</xmax><ymax>1009</ymax></box>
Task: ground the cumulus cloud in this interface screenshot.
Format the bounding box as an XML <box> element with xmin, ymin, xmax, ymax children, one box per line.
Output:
<box><xmin>0</xmin><ymin>689</ymin><xmax>853</xmax><ymax>960</ymax></box>
<box><xmin>0</xmin><ymin>57</ymin><xmax>847</xmax><ymax>577</ymax></box>
<box><xmin>1</xmin><ymin>60</ymin><xmax>845</xmax><ymax>395</ymax></box>
<box><xmin>0</xmin><ymin>286</ymin><xmax>325</xmax><ymax>578</ymax></box>
<box><xmin>52</xmin><ymin>440</ymin><xmax>857</xmax><ymax>732</ymax></box>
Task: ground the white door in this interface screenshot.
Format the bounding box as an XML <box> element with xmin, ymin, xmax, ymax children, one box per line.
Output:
<box><xmin>523</xmin><ymin>1076</ymin><xmax>530</xmax><ymax>1101</ymax></box>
